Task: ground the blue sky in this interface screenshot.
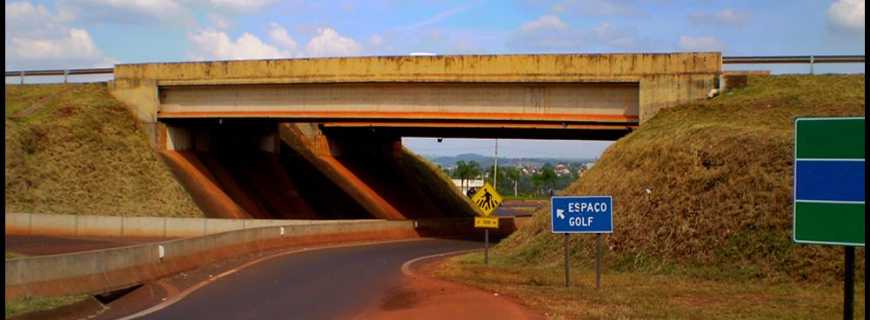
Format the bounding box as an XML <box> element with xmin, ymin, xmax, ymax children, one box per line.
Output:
<box><xmin>5</xmin><ymin>0</ymin><xmax>865</xmax><ymax>158</ymax></box>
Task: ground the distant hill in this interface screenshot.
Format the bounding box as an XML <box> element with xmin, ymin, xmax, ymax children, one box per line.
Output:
<box><xmin>425</xmin><ymin>153</ymin><xmax>594</xmax><ymax>169</ymax></box>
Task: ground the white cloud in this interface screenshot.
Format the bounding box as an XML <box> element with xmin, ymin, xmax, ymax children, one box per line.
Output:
<box><xmin>688</xmin><ymin>9</ymin><xmax>750</xmax><ymax>26</ymax></box>
<box><xmin>828</xmin><ymin>0</ymin><xmax>864</xmax><ymax>33</ymax></box>
<box><xmin>10</xmin><ymin>29</ymin><xmax>97</xmax><ymax>60</ymax></box>
<box><xmin>91</xmin><ymin>0</ymin><xmax>183</xmax><ymax>17</ymax></box>
<box><xmin>5</xmin><ymin>1</ymin><xmax>72</xmax><ymax>34</ymax></box>
<box><xmin>304</xmin><ymin>27</ymin><xmax>362</xmax><ymax>57</ymax></box>
<box><xmin>188</xmin><ymin>30</ymin><xmax>289</xmax><ymax>60</ymax></box>
<box><xmin>7</xmin><ymin>1</ymin><xmax>54</xmax><ymax>22</ymax></box>
<box><xmin>678</xmin><ymin>36</ymin><xmax>725</xmax><ymax>52</ymax></box>
<box><xmin>368</xmin><ymin>34</ymin><xmax>384</xmax><ymax>47</ymax></box>
<box><xmin>189</xmin><ymin>24</ymin><xmax>364</xmax><ymax>60</ymax></box>
<box><xmin>509</xmin><ymin>16</ymin><xmax>643</xmax><ymax>51</ymax></box>
<box><xmin>591</xmin><ymin>23</ymin><xmax>638</xmax><ymax>48</ymax></box>
<box><xmin>5</xmin><ymin>1</ymin><xmax>116</xmax><ymax>69</ymax></box>
<box><xmin>268</xmin><ymin>23</ymin><xmax>298</xmax><ymax>50</ymax></box>
<box><xmin>206</xmin><ymin>0</ymin><xmax>278</xmax><ymax>12</ymax></box>
<box><xmin>510</xmin><ymin>15</ymin><xmax>573</xmax><ymax>50</ymax></box>
<box><xmin>520</xmin><ymin>15</ymin><xmax>568</xmax><ymax>32</ymax></box>
<box><xmin>208</xmin><ymin>13</ymin><xmax>232</xmax><ymax>30</ymax></box>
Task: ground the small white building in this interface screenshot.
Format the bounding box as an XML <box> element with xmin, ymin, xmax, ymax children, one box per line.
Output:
<box><xmin>452</xmin><ymin>178</ymin><xmax>484</xmax><ymax>195</ymax></box>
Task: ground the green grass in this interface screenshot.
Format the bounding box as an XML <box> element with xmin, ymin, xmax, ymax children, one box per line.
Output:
<box><xmin>438</xmin><ymin>253</ymin><xmax>865</xmax><ymax>320</ymax></box>
<box><xmin>5</xmin><ymin>83</ymin><xmax>202</xmax><ymax>217</ymax></box>
<box><xmin>4</xmin><ymin>295</ymin><xmax>92</xmax><ymax>318</ymax></box>
<box><xmin>502</xmin><ymin>194</ymin><xmax>548</xmax><ymax>201</ymax></box>
<box><xmin>491</xmin><ymin>74</ymin><xmax>865</xmax><ymax>285</ymax></box>
<box><xmin>5</xmin><ymin>251</ymin><xmax>25</xmax><ymax>259</ymax></box>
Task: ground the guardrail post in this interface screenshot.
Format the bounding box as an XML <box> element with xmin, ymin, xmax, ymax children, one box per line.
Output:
<box><xmin>810</xmin><ymin>56</ymin><xmax>815</xmax><ymax>75</ymax></box>
<box><xmin>64</xmin><ymin>70</ymin><xmax>69</xmax><ymax>84</ymax></box>
<box><xmin>19</xmin><ymin>71</ymin><xmax>24</xmax><ymax>85</ymax></box>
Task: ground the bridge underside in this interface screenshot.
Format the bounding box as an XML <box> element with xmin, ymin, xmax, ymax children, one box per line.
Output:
<box><xmin>156</xmin><ymin>118</ymin><xmax>632</xmax><ymax>221</ymax></box>
<box><xmin>158</xmin><ymin>119</ymin><xmax>486</xmax><ymax>220</ymax></box>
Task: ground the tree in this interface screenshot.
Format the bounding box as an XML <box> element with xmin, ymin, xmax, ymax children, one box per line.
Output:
<box><xmin>453</xmin><ymin>160</ymin><xmax>482</xmax><ymax>195</ymax></box>
<box><xmin>453</xmin><ymin>161</ymin><xmax>468</xmax><ymax>193</ymax></box>
<box><xmin>467</xmin><ymin>161</ymin><xmax>482</xmax><ymax>184</ymax></box>
<box><xmin>501</xmin><ymin>166</ymin><xmax>521</xmax><ymax>197</ymax></box>
<box><xmin>533</xmin><ymin>163</ymin><xmax>557</xmax><ymax>195</ymax></box>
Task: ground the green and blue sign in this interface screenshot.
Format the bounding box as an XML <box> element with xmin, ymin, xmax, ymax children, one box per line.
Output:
<box><xmin>793</xmin><ymin>117</ymin><xmax>865</xmax><ymax>246</ymax></box>
<box><xmin>551</xmin><ymin>196</ymin><xmax>613</xmax><ymax>233</ymax></box>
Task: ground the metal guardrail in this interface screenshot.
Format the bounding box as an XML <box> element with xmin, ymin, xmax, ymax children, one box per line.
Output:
<box><xmin>4</xmin><ymin>67</ymin><xmax>114</xmax><ymax>84</ymax></box>
<box><xmin>4</xmin><ymin>55</ymin><xmax>865</xmax><ymax>84</ymax></box>
<box><xmin>722</xmin><ymin>55</ymin><xmax>865</xmax><ymax>64</ymax></box>
<box><xmin>722</xmin><ymin>55</ymin><xmax>864</xmax><ymax>74</ymax></box>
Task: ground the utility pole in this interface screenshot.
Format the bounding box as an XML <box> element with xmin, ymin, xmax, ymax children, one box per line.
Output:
<box><xmin>493</xmin><ymin>139</ymin><xmax>498</xmax><ymax>190</ymax></box>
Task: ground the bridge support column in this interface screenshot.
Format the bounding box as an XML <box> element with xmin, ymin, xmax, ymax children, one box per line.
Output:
<box><xmin>279</xmin><ymin>123</ymin><xmax>407</xmax><ymax>220</ymax></box>
<box><xmin>279</xmin><ymin>123</ymin><xmax>478</xmax><ymax>220</ymax></box>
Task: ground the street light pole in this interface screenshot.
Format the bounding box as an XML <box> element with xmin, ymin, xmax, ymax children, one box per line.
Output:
<box><xmin>493</xmin><ymin>139</ymin><xmax>498</xmax><ymax>189</ymax></box>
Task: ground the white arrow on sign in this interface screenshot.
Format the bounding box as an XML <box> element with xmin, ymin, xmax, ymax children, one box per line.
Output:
<box><xmin>556</xmin><ymin>208</ymin><xmax>565</xmax><ymax>219</ymax></box>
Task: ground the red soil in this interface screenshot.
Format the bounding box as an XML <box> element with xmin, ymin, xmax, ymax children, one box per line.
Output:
<box><xmin>353</xmin><ymin>255</ymin><xmax>544</xmax><ymax>320</ymax></box>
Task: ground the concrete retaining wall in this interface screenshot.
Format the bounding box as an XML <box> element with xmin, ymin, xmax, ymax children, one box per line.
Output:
<box><xmin>5</xmin><ymin>218</ymin><xmax>418</xmax><ymax>300</ymax></box>
<box><xmin>4</xmin><ymin>213</ymin><xmax>374</xmax><ymax>238</ymax></box>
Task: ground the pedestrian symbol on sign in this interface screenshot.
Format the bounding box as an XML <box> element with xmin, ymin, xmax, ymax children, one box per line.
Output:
<box><xmin>476</xmin><ymin>189</ymin><xmax>496</xmax><ymax>211</ymax></box>
<box><xmin>471</xmin><ymin>182</ymin><xmax>502</xmax><ymax>217</ymax></box>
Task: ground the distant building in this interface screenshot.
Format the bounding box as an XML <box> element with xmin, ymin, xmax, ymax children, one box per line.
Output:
<box><xmin>554</xmin><ymin>164</ymin><xmax>571</xmax><ymax>176</ymax></box>
<box><xmin>451</xmin><ymin>178</ymin><xmax>484</xmax><ymax>195</ymax></box>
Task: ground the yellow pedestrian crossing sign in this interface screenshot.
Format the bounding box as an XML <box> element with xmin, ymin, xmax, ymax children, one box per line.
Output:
<box><xmin>471</xmin><ymin>182</ymin><xmax>502</xmax><ymax>217</ymax></box>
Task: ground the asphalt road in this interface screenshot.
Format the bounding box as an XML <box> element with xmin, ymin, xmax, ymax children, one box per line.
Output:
<box><xmin>139</xmin><ymin>239</ymin><xmax>482</xmax><ymax>320</ymax></box>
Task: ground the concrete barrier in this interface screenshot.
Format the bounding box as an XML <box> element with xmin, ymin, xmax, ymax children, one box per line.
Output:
<box><xmin>76</xmin><ymin>215</ymin><xmax>123</xmax><ymax>237</ymax></box>
<box><xmin>5</xmin><ymin>219</ymin><xmax>418</xmax><ymax>300</ymax></box>
<box><xmin>4</xmin><ymin>213</ymin><xmax>379</xmax><ymax>238</ymax></box>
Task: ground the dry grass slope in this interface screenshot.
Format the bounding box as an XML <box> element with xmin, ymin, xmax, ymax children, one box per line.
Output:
<box><xmin>497</xmin><ymin>75</ymin><xmax>865</xmax><ymax>283</ymax></box>
<box><xmin>400</xmin><ymin>147</ymin><xmax>481</xmax><ymax>216</ymax></box>
<box><xmin>5</xmin><ymin>84</ymin><xmax>202</xmax><ymax>217</ymax></box>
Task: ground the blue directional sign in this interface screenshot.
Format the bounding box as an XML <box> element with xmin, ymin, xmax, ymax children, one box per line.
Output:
<box><xmin>551</xmin><ymin>196</ymin><xmax>613</xmax><ymax>233</ymax></box>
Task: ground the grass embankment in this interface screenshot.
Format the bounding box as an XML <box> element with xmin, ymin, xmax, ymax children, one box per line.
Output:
<box><xmin>401</xmin><ymin>147</ymin><xmax>480</xmax><ymax>216</ymax></box>
<box><xmin>5</xmin><ymin>84</ymin><xmax>202</xmax><ymax>217</ymax></box>
<box><xmin>439</xmin><ymin>75</ymin><xmax>865</xmax><ymax>318</ymax></box>
<box><xmin>5</xmin><ymin>251</ymin><xmax>25</xmax><ymax>259</ymax></box>
<box><xmin>440</xmin><ymin>253</ymin><xmax>863</xmax><ymax>319</ymax></box>
<box><xmin>5</xmin><ymin>295</ymin><xmax>91</xmax><ymax>318</ymax></box>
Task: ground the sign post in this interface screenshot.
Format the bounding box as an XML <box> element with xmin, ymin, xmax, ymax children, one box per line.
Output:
<box><xmin>472</xmin><ymin>182</ymin><xmax>503</xmax><ymax>265</ymax></box>
<box><xmin>551</xmin><ymin>196</ymin><xmax>613</xmax><ymax>289</ymax></box>
<box><xmin>595</xmin><ymin>233</ymin><xmax>602</xmax><ymax>289</ymax></box>
<box><xmin>564</xmin><ymin>233</ymin><xmax>570</xmax><ymax>287</ymax></box>
<box><xmin>793</xmin><ymin>117</ymin><xmax>864</xmax><ymax>320</ymax></box>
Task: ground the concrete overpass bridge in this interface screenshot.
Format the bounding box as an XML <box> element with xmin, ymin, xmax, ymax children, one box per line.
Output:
<box><xmin>108</xmin><ymin>53</ymin><xmax>720</xmax><ymax>221</ymax></box>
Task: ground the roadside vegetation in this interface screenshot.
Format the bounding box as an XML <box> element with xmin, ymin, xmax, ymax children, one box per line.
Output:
<box><xmin>440</xmin><ymin>75</ymin><xmax>865</xmax><ymax>318</ymax></box>
<box><xmin>439</xmin><ymin>252</ymin><xmax>864</xmax><ymax>319</ymax></box>
<box><xmin>5</xmin><ymin>251</ymin><xmax>25</xmax><ymax>259</ymax></box>
<box><xmin>5</xmin><ymin>295</ymin><xmax>92</xmax><ymax>318</ymax></box>
<box><xmin>445</xmin><ymin>160</ymin><xmax>581</xmax><ymax>198</ymax></box>
<box><xmin>401</xmin><ymin>147</ymin><xmax>481</xmax><ymax>216</ymax></box>
<box><xmin>5</xmin><ymin>84</ymin><xmax>202</xmax><ymax>217</ymax></box>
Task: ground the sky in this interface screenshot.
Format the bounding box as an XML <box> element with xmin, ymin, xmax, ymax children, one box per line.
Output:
<box><xmin>4</xmin><ymin>0</ymin><xmax>866</xmax><ymax>158</ymax></box>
